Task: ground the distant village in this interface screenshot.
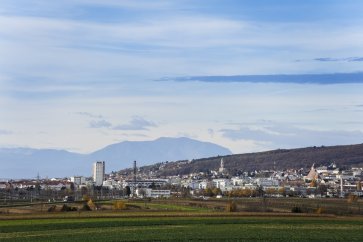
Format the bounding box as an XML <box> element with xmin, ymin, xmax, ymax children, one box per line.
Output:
<box><xmin>1</xmin><ymin>158</ymin><xmax>362</xmax><ymax>202</ymax></box>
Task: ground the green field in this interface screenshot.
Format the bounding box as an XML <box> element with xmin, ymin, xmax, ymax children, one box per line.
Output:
<box><xmin>0</xmin><ymin>198</ymin><xmax>362</xmax><ymax>241</ymax></box>
<box><xmin>0</xmin><ymin>215</ymin><xmax>362</xmax><ymax>242</ymax></box>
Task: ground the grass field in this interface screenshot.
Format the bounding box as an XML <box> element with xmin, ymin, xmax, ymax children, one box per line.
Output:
<box><xmin>0</xmin><ymin>198</ymin><xmax>362</xmax><ymax>241</ymax></box>
<box><xmin>0</xmin><ymin>215</ymin><xmax>362</xmax><ymax>241</ymax></box>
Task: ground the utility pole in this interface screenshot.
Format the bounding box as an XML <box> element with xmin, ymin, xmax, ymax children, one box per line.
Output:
<box><xmin>36</xmin><ymin>172</ymin><xmax>41</xmax><ymax>200</ymax></box>
<box><xmin>133</xmin><ymin>161</ymin><xmax>137</xmax><ymax>197</ymax></box>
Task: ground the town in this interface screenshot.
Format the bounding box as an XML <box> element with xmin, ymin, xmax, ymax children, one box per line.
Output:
<box><xmin>1</xmin><ymin>158</ymin><xmax>362</xmax><ymax>203</ymax></box>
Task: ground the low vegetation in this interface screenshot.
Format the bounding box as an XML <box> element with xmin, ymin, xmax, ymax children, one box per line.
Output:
<box><xmin>0</xmin><ymin>215</ymin><xmax>362</xmax><ymax>241</ymax></box>
<box><xmin>1</xmin><ymin>197</ymin><xmax>362</xmax><ymax>216</ymax></box>
<box><xmin>0</xmin><ymin>198</ymin><xmax>362</xmax><ymax>241</ymax></box>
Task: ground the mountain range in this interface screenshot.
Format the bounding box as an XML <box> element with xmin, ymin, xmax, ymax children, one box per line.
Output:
<box><xmin>0</xmin><ymin>137</ymin><xmax>232</xmax><ymax>179</ymax></box>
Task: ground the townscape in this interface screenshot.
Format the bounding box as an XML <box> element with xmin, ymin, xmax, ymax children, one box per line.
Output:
<box><xmin>1</xmin><ymin>158</ymin><xmax>362</xmax><ymax>203</ymax></box>
<box><xmin>2</xmin><ymin>1</ymin><xmax>363</xmax><ymax>240</ymax></box>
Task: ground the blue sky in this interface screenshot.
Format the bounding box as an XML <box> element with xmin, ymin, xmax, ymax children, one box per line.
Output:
<box><xmin>0</xmin><ymin>0</ymin><xmax>363</xmax><ymax>154</ymax></box>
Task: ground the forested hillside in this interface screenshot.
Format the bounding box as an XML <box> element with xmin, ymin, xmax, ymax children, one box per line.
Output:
<box><xmin>130</xmin><ymin>144</ymin><xmax>363</xmax><ymax>176</ymax></box>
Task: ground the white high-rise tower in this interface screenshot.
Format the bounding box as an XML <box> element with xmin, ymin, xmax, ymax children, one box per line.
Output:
<box><xmin>93</xmin><ymin>161</ymin><xmax>105</xmax><ymax>186</ymax></box>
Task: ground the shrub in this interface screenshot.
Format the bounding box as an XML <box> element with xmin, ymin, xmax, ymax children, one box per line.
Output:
<box><xmin>315</xmin><ymin>207</ymin><xmax>325</xmax><ymax>214</ymax></box>
<box><xmin>61</xmin><ymin>204</ymin><xmax>72</xmax><ymax>212</ymax></box>
<box><xmin>225</xmin><ymin>201</ymin><xmax>237</xmax><ymax>212</ymax></box>
<box><xmin>113</xmin><ymin>200</ymin><xmax>126</xmax><ymax>210</ymax></box>
<box><xmin>291</xmin><ymin>206</ymin><xmax>302</xmax><ymax>213</ymax></box>
<box><xmin>87</xmin><ymin>199</ymin><xmax>96</xmax><ymax>210</ymax></box>
<box><xmin>80</xmin><ymin>204</ymin><xmax>92</xmax><ymax>211</ymax></box>
<box><xmin>347</xmin><ymin>194</ymin><xmax>358</xmax><ymax>203</ymax></box>
<box><xmin>48</xmin><ymin>205</ymin><xmax>57</xmax><ymax>212</ymax></box>
<box><xmin>82</xmin><ymin>195</ymin><xmax>90</xmax><ymax>201</ymax></box>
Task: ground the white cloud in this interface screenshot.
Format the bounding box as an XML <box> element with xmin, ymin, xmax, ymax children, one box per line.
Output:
<box><xmin>221</xmin><ymin>124</ymin><xmax>363</xmax><ymax>149</ymax></box>
<box><xmin>0</xmin><ymin>129</ymin><xmax>12</xmax><ymax>135</ymax></box>
<box><xmin>113</xmin><ymin>116</ymin><xmax>157</xmax><ymax>130</ymax></box>
<box><xmin>89</xmin><ymin>120</ymin><xmax>112</xmax><ymax>128</ymax></box>
<box><xmin>2</xmin><ymin>10</ymin><xmax>363</xmax><ymax>92</ymax></box>
<box><xmin>76</xmin><ymin>112</ymin><xmax>103</xmax><ymax>119</ymax></box>
<box><xmin>207</xmin><ymin>128</ymin><xmax>215</xmax><ymax>138</ymax></box>
<box><xmin>0</xmin><ymin>14</ymin><xmax>247</xmax><ymax>48</ymax></box>
<box><xmin>75</xmin><ymin>0</ymin><xmax>173</xmax><ymax>9</ymax></box>
<box><xmin>1</xmin><ymin>1</ymin><xmax>363</xmax><ymax>155</ymax></box>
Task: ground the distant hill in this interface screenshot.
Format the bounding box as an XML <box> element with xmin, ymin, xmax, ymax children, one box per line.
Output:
<box><xmin>134</xmin><ymin>144</ymin><xmax>363</xmax><ymax>176</ymax></box>
<box><xmin>0</xmin><ymin>148</ymin><xmax>87</xmax><ymax>179</ymax></box>
<box><xmin>89</xmin><ymin>137</ymin><xmax>232</xmax><ymax>173</ymax></box>
<box><xmin>0</xmin><ymin>137</ymin><xmax>232</xmax><ymax>178</ymax></box>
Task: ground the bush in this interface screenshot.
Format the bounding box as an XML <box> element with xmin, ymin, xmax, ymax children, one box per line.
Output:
<box><xmin>80</xmin><ymin>204</ymin><xmax>92</xmax><ymax>211</ymax></box>
<box><xmin>291</xmin><ymin>206</ymin><xmax>302</xmax><ymax>213</ymax></box>
<box><xmin>60</xmin><ymin>204</ymin><xmax>78</xmax><ymax>212</ymax></box>
<box><xmin>113</xmin><ymin>200</ymin><xmax>126</xmax><ymax>210</ymax></box>
<box><xmin>347</xmin><ymin>194</ymin><xmax>358</xmax><ymax>203</ymax></box>
<box><xmin>48</xmin><ymin>205</ymin><xmax>57</xmax><ymax>212</ymax></box>
<box><xmin>87</xmin><ymin>199</ymin><xmax>96</xmax><ymax>210</ymax></box>
<box><xmin>82</xmin><ymin>195</ymin><xmax>90</xmax><ymax>201</ymax></box>
<box><xmin>61</xmin><ymin>204</ymin><xmax>72</xmax><ymax>212</ymax></box>
<box><xmin>315</xmin><ymin>207</ymin><xmax>325</xmax><ymax>214</ymax></box>
<box><xmin>225</xmin><ymin>201</ymin><xmax>237</xmax><ymax>212</ymax></box>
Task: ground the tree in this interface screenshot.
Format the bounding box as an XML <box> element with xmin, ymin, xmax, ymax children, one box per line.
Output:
<box><xmin>310</xmin><ymin>179</ymin><xmax>317</xmax><ymax>188</ymax></box>
<box><xmin>316</xmin><ymin>184</ymin><xmax>327</xmax><ymax>196</ymax></box>
<box><xmin>87</xmin><ymin>199</ymin><xmax>96</xmax><ymax>210</ymax></box>
<box><xmin>256</xmin><ymin>186</ymin><xmax>264</xmax><ymax>197</ymax></box>
<box><xmin>181</xmin><ymin>187</ymin><xmax>190</xmax><ymax>198</ymax></box>
<box><xmin>138</xmin><ymin>188</ymin><xmax>146</xmax><ymax>198</ymax></box>
<box><xmin>203</xmin><ymin>188</ymin><xmax>213</xmax><ymax>197</ymax></box>
<box><xmin>278</xmin><ymin>187</ymin><xmax>286</xmax><ymax>197</ymax></box>
<box><xmin>113</xmin><ymin>200</ymin><xmax>126</xmax><ymax>210</ymax></box>
<box><xmin>357</xmin><ymin>182</ymin><xmax>362</xmax><ymax>191</ymax></box>
<box><xmin>225</xmin><ymin>201</ymin><xmax>237</xmax><ymax>212</ymax></box>
<box><xmin>81</xmin><ymin>186</ymin><xmax>88</xmax><ymax>196</ymax></box>
<box><xmin>212</xmin><ymin>188</ymin><xmax>222</xmax><ymax>196</ymax></box>
<box><xmin>125</xmin><ymin>186</ymin><xmax>131</xmax><ymax>197</ymax></box>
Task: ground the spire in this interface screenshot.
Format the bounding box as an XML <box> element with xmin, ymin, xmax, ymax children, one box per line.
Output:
<box><xmin>306</xmin><ymin>163</ymin><xmax>318</xmax><ymax>181</ymax></box>
<box><xmin>219</xmin><ymin>158</ymin><xmax>225</xmax><ymax>173</ymax></box>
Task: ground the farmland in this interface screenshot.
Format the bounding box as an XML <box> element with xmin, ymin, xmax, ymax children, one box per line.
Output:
<box><xmin>0</xmin><ymin>198</ymin><xmax>363</xmax><ymax>241</ymax></box>
<box><xmin>1</xmin><ymin>215</ymin><xmax>362</xmax><ymax>241</ymax></box>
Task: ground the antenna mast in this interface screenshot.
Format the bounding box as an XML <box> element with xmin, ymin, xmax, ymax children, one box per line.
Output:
<box><xmin>133</xmin><ymin>161</ymin><xmax>137</xmax><ymax>197</ymax></box>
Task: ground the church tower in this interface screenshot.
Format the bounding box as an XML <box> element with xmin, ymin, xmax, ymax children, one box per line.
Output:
<box><xmin>219</xmin><ymin>158</ymin><xmax>226</xmax><ymax>173</ymax></box>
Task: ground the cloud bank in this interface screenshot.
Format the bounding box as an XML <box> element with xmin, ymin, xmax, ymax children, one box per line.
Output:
<box><xmin>160</xmin><ymin>72</ymin><xmax>363</xmax><ymax>84</ymax></box>
<box><xmin>221</xmin><ymin>123</ymin><xmax>363</xmax><ymax>149</ymax></box>
<box><xmin>113</xmin><ymin>116</ymin><xmax>157</xmax><ymax>131</ymax></box>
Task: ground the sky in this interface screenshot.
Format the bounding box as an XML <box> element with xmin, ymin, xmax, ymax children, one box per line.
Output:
<box><xmin>0</xmin><ymin>0</ymin><xmax>363</xmax><ymax>154</ymax></box>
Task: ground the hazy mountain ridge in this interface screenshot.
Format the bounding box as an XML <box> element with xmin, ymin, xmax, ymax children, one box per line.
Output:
<box><xmin>90</xmin><ymin>137</ymin><xmax>231</xmax><ymax>172</ymax></box>
<box><xmin>0</xmin><ymin>137</ymin><xmax>232</xmax><ymax>178</ymax></box>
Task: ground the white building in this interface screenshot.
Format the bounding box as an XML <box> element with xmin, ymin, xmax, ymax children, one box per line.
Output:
<box><xmin>93</xmin><ymin>161</ymin><xmax>105</xmax><ymax>186</ymax></box>
<box><xmin>231</xmin><ymin>177</ymin><xmax>246</xmax><ymax>186</ymax></box>
<box><xmin>199</xmin><ymin>180</ymin><xmax>210</xmax><ymax>189</ymax></box>
<box><xmin>136</xmin><ymin>188</ymin><xmax>171</xmax><ymax>198</ymax></box>
<box><xmin>212</xmin><ymin>179</ymin><xmax>230</xmax><ymax>190</ymax></box>
<box><xmin>102</xmin><ymin>179</ymin><xmax>120</xmax><ymax>189</ymax></box>
<box><xmin>70</xmin><ymin>176</ymin><xmax>86</xmax><ymax>185</ymax></box>
<box><xmin>122</xmin><ymin>179</ymin><xmax>169</xmax><ymax>189</ymax></box>
<box><xmin>256</xmin><ymin>178</ymin><xmax>279</xmax><ymax>187</ymax></box>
